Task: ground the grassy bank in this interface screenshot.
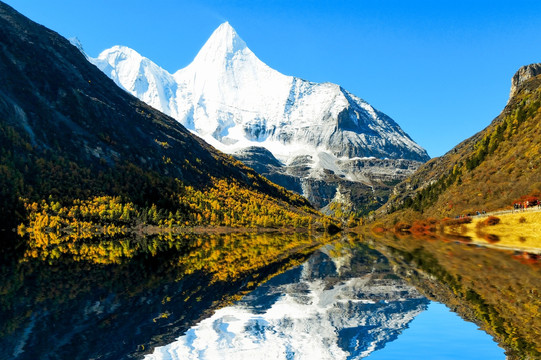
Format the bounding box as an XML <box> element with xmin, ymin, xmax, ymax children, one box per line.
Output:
<box><xmin>461</xmin><ymin>210</ymin><xmax>541</xmax><ymax>253</ymax></box>
<box><xmin>379</xmin><ymin>209</ymin><xmax>541</xmax><ymax>254</ymax></box>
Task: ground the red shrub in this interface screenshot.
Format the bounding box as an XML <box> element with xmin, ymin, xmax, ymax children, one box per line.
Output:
<box><xmin>410</xmin><ymin>219</ymin><xmax>439</xmax><ymax>236</ymax></box>
<box><xmin>484</xmin><ymin>234</ymin><xmax>500</xmax><ymax>243</ymax></box>
<box><xmin>483</xmin><ymin>216</ymin><xmax>500</xmax><ymax>226</ymax></box>
<box><xmin>512</xmin><ymin>192</ymin><xmax>541</xmax><ymax>207</ymax></box>
<box><xmin>442</xmin><ymin>217</ymin><xmax>472</xmax><ymax>226</ymax></box>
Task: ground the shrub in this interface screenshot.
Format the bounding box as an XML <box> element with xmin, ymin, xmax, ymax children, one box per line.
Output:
<box><xmin>442</xmin><ymin>217</ymin><xmax>472</xmax><ymax>226</ymax></box>
<box><xmin>512</xmin><ymin>192</ymin><xmax>541</xmax><ymax>207</ymax></box>
<box><xmin>484</xmin><ymin>234</ymin><xmax>500</xmax><ymax>243</ymax></box>
<box><xmin>483</xmin><ymin>216</ymin><xmax>500</xmax><ymax>226</ymax></box>
<box><xmin>371</xmin><ymin>223</ymin><xmax>387</xmax><ymax>234</ymax></box>
<box><xmin>410</xmin><ymin>219</ymin><xmax>439</xmax><ymax>236</ymax></box>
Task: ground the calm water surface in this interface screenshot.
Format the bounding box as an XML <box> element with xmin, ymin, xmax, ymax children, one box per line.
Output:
<box><xmin>1</xmin><ymin>232</ymin><xmax>539</xmax><ymax>359</ymax></box>
<box><xmin>145</xmin><ymin>240</ymin><xmax>504</xmax><ymax>360</ymax></box>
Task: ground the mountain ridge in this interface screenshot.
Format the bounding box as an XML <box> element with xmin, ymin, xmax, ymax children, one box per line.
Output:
<box><xmin>88</xmin><ymin>22</ymin><xmax>428</xmax><ymax>213</ymax></box>
<box><xmin>90</xmin><ymin>25</ymin><xmax>428</xmax><ymax>162</ymax></box>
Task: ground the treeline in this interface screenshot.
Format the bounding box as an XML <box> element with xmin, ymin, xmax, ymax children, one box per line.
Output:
<box><xmin>20</xmin><ymin>178</ymin><xmax>323</xmax><ymax>236</ymax></box>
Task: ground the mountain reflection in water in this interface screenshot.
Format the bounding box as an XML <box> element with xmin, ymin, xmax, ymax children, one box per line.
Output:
<box><xmin>146</xmin><ymin>242</ymin><xmax>429</xmax><ymax>359</ymax></box>
<box><xmin>0</xmin><ymin>232</ymin><xmax>328</xmax><ymax>360</ymax></box>
<box><xmin>367</xmin><ymin>233</ymin><xmax>541</xmax><ymax>360</ymax></box>
<box><xmin>1</xmin><ymin>231</ymin><xmax>537</xmax><ymax>359</ymax></box>
<box><xmin>145</xmin><ymin>239</ymin><xmax>508</xmax><ymax>360</ymax></box>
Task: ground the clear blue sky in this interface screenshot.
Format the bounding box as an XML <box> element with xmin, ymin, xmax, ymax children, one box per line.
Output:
<box><xmin>5</xmin><ymin>0</ymin><xmax>541</xmax><ymax>157</ymax></box>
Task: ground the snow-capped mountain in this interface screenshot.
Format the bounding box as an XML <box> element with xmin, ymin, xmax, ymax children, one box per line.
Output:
<box><xmin>88</xmin><ymin>22</ymin><xmax>429</xmax><ymax>211</ymax></box>
<box><xmin>145</xmin><ymin>246</ymin><xmax>429</xmax><ymax>360</ymax></box>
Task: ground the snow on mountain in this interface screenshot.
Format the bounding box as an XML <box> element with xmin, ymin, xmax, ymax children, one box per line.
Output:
<box><xmin>92</xmin><ymin>45</ymin><xmax>181</xmax><ymax>120</ymax></box>
<box><xmin>144</xmin><ymin>247</ymin><xmax>428</xmax><ymax>360</ymax></box>
<box><xmin>88</xmin><ymin>22</ymin><xmax>429</xmax><ymax>211</ymax></box>
<box><xmin>90</xmin><ymin>22</ymin><xmax>428</xmax><ymax>164</ymax></box>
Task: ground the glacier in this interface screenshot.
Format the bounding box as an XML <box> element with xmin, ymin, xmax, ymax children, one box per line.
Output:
<box><xmin>87</xmin><ymin>22</ymin><xmax>429</xmax><ymax>211</ymax></box>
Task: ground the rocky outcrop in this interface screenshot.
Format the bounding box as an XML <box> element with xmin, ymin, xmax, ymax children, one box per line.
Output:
<box><xmin>232</xmin><ymin>146</ymin><xmax>283</xmax><ymax>173</ymax></box>
<box><xmin>509</xmin><ymin>63</ymin><xmax>541</xmax><ymax>99</ymax></box>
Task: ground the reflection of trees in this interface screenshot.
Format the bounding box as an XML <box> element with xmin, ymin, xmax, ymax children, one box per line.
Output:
<box><xmin>0</xmin><ymin>232</ymin><xmax>332</xmax><ymax>360</ymax></box>
<box><xmin>367</xmin><ymin>234</ymin><xmax>541</xmax><ymax>360</ymax></box>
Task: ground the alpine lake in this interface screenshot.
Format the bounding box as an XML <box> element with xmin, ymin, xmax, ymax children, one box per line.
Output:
<box><xmin>1</xmin><ymin>229</ymin><xmax>540</xmax><ymax>360</ymax></box>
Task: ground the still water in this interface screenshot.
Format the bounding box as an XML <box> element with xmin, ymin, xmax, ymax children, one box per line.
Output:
<box><xmin>145</xmin><ymin>241</ymin><xmax>503</xmax><ymax>360</ymax></box>
<box><xmin>1</xmin><ymin>232</ymin><xmax>539</xmax><ymax>359</ymax></box>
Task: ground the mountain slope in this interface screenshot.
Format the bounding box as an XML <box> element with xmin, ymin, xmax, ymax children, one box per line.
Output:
<box><xmin>89</xmin><ymin>23</ymin><xmax>428</xmax><ymax>213</ymax></box>
<box><xmin>381</xmin><ymin>64</ymin><xmax>541</xmax><ymax>220</ymax></box>
<box><xmin>0</xmin><ymin>2</ymin><xmax>316</xmax><ymax>231</ymax></box>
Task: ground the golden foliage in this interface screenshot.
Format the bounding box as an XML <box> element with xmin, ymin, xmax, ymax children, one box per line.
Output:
<box><xmin>19</xmin><ymin>176</ymin><xmax>332</xmax><ymax>236</ymax></box>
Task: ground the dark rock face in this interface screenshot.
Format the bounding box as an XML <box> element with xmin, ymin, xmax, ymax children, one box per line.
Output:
<box><xmin>233</xmin><ymin>146</ymin><xmax>304</xmax><ymax>194</ymax></box>
<box><xmin>510</xmin><ymin>63</ymin><xmax>541</xmax><ymax>98</ymax></box>
<box><xmin>233</xmin><ymin>147</ymin><xmax>423</xmax><ymax>213</ymax></box>
<box><xmin>233</xmin><ymin>146</ymin><xmax>283</xmax><ymax>173</ymax></box>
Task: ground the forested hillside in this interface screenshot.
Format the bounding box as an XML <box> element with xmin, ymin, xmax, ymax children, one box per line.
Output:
<box><xmin>381</xmin><ymin>65</ymin><xmax>541</xmax><ymax>221</ymax></box>
<box><xmin>0</xmin><ymin>1</ymin><xmax>320</xmax><ymax>233</ymax></box>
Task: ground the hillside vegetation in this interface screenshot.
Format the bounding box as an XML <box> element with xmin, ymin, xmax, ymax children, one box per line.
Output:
<box><xmin>382</xmin><ymin>67</ymin><xmax>541</xmax><ymax>222</ymax></box>
<box><xmin>0</xmin><ymin>2</ymin><xmax>323</xmax><ymax>234</ymax></box>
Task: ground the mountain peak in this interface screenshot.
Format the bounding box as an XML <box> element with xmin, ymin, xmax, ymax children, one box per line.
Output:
<box><xmin>91</xmin><ymin>20</ymin><xmax>429</xmax><ymax>212</ymax></box>
<box><xmin>215</xmin><ymin>21</ymin><xmax>235</xmax><ymax>35</ymax></box>
<box><xmin>210</xmin><ymin>22</ymin><xmax>245</xmax><ymax>50</ymax></box>
<box><xmin>99</xmin><ymin>45</ymin><xmax>142</xmax><ymax>60</ymax></box>
<box><xmin>189</xmin><ymin>22</ymin><xmax>249</xmax><ymax>66</ymax></box>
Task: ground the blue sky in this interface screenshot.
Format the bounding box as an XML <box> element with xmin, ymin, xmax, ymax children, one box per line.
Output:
<box><xmin>5</xmin><ymin>0</ymin><xmax>541</xmax><ymax>157</ymax></box>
